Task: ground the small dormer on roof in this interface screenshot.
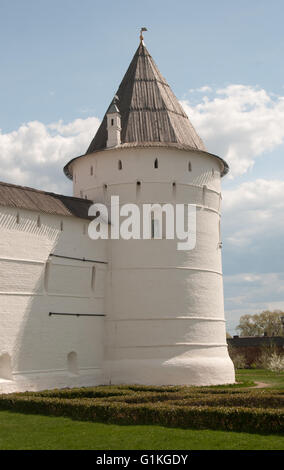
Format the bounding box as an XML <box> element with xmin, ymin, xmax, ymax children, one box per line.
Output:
<box><xmin>106</xmin><ymin>95</ymin><xmax>121</xmax><ymax>148</ymax></box>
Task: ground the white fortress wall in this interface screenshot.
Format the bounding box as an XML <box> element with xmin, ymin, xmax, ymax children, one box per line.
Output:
<box><xmin>0</xmin><ymin>206</ymin><xmax>107</xmax><ymax>393</ymax></box>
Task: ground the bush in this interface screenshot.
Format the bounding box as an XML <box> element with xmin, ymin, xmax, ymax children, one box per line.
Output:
<box><xmin>24</xmin><ymin>387</ymin><xmax>135</xmax><ymax>399</ymax></box>
<box><xmin>252</xmin><ymin>345</ymin><xmax>284</xmax><ymax>370</ymax></box>
<box><xmin>228</xmin><ymin>345</ymin><xmax>247</xmax><ymax>369</ymax></box>
<box><xmin>0</xmin><ymin>387</ymin><xmax>283</xmax><ymax>435</ymax></box>
<box><xmin>90</xmin><ymin>391</ymin><xmax>283</xmax><ymax>408</ymax></box>
<box><xmin>267</xmin><ymin>353</ymin><xmax>284</xmax><ymax>372</ymax></box>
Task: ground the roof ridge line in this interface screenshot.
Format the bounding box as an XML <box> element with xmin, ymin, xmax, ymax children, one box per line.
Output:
<box><xmin>144</xmin><ymin>54</ymin><xmax>180</xmax><ymax>143</ymax></box>
<box><xmin>128</xmin><ymin>107</ymin><xmax>188</xmax><ymax>117</ymax></box>
<box><xmin>134</xmin><ymin>78</ymin><xmax>169</xmax><ymax>85</ymax></box>
<box><xmin>0</xmin><ymin>181</ymin><xmax>92</xmax><ymax>203</ymax></box>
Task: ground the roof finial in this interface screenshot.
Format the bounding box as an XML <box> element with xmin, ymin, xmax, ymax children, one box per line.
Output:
<box><xmin>140</xmin><ymin>27</ymin><xmax>148</xmax><ymax>44</ymax></box>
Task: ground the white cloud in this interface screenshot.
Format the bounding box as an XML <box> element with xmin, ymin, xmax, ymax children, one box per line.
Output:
<box><xmin>222</xmin><ymin>179</ymin><xmax>284</xmax><ymax>247</ymax></box>
<box><xmin>198</xmin><ymin>86</ymin><xmax>212</xmax><ymax>93</ymax></box>
<box><xmin>1</xmin><ymin>83</ymin><xmax>283</xmax><ymax>196</ymax></box>
<box><xmin>220</xmin><ymin>178</ymin><xmax>284</xmax><ymax>332</ymax></box>
<box><xmin>224</xmin><ymin>272</ymin><xmax>284</xmax><ymax>333</ymax></box>
<box><xmin>267</xmin><ymin>301</ymin><xmax>284</xmax><ymax>311</ymax></box>
<box><xmin>181</xmin><ymin>84</ymin><xmax>284</xmax><ymax>177</ymax></box>
<box><xmin>0</xmin><ymin>117</ymin><xmax>100</xmax><ymax>194</ymax></box>
<box><xmin>189</xmin><ymin>85</ymin><xmax>212</xmax><ymax>93</ymax></box>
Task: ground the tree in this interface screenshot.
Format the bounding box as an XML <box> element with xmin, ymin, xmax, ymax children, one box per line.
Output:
<box><xmin>236</xmin><ymin>310</ymin><xmax>284</xmax><ymax>337</ymax></box>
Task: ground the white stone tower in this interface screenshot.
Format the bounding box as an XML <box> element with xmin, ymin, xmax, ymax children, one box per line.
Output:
<box><xmin>64</xmin><ymin>37</ymin><xmax>235</xmax><ymax>385</ymax></box>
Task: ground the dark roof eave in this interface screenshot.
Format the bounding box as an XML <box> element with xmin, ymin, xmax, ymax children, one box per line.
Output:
<box><xmin>64</xmin><ymin>153</ymin><xmax>85</xmax><ymax>180</ymax></box>
<box><xmin>0</xmin><ymin>181</ymin><xmax>93</xmax><ymax>219</ymax></box>
<box><xmin>63</xmin><ymin>143</ymin><xmax>229</xmax><ymax>179</ymax></box>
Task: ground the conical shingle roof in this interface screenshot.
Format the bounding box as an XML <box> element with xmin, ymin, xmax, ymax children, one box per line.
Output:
<box><xmin>86</xmin><ymin>42</ymin><xmax>206</xmax><ymax>154</ymax></box>
<box><xmin>64</xmin><ymin>41</ymin><xmax>229</xmax><ymax>178</ymax></box>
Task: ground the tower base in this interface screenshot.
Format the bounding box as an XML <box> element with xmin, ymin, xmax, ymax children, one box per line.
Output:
<box><xmin>104</xmin><ymin>352</ymin><xmax>235</xmax><ymax>386</ymax></box>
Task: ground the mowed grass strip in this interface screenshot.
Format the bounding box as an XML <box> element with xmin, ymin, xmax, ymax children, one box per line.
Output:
<box><xmin>0</xmin><ymin>410</ymin><xmax>283</xmax><ymax>450</ymax></box>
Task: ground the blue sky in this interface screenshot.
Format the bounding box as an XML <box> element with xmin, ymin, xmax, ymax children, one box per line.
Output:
<box><xmin>1</xmin><ymin>0</ymin><xmax>284</xmax><ymax>334</ymax></box>
<box><xmin>1</xmin><ymin>0</ymin><xmax>284</xmax><ymax>131</ymax></box>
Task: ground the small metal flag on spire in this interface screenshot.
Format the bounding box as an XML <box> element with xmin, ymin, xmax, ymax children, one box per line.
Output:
<box><xmin>140</xmin><ymin>27</ymin><xmax>148</xmax><ymax>43</ymax></box>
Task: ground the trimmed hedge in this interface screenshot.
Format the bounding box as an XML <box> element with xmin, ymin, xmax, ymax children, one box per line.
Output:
<box><xmin>98</xmin><ymin>392</ymin><xmax>284</xmax><ymax>408</ymax></box>
<box><xmin>1</xmin><ymin>384</ymin><xmax>283</xmax><ymax>434</ymax></box>
<box><xmin>0</xmin><ymin>393</ymin><xmax>283</xmax><ymax>434</ymax></box>
<box><xmin>19</xmin><ymin>385</ymin><xmax>283</xmax><ymax>398</ymax></box>
<box><xmin>18</xmin><ymin>387</ymin><xmax>283</xmax><ymax>408</ymax></box>
<box><xmin>21</xmin><ymin>387</ymin><xmax>135</xmax><ymax>399</ymax></box>
<box><xmin>21</xmin><ymin>383</ymin><xmax>262</xmax><ymax>397</ymax></box>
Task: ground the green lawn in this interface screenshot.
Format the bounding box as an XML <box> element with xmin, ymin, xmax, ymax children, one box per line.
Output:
<box><xmin>236</xmin><ymin>369</ymin><xmax>284</xmax><ymax>389</ymax></box>
<box><xmin>0</xmin><ymin>369</ymin><xmax>283</xmax><ymax>450</ymax></box>
<box><xmin>0</xmin><ymin>410</ymin><xmax>283</xmax><ymax>450</ymax></box>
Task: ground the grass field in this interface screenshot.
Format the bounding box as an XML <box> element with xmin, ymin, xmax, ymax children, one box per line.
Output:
<box><xmin>0</xmin><ymin>410</ymin><xmax>283</xmax><ymax>450</ymax></box>
<box><xmin>0</xmin><ymin>369</ymin><xmax>283</xmax><ymax>450</ymax></box>
<box><xmin>235</xmin><ymin>369</ymin><xmax>284</xmax><ymax>389</ymax></box>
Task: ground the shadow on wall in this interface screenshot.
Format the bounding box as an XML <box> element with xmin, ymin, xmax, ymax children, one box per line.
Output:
<box><xmin>67</xmin><ymin>351</ymin><xmax>79</xmax><ymax>375</ymax></box>
<box><xmin>0</xmin><ymin>353</ymin><xmax>12</xmax><ymax>380</ymax></box>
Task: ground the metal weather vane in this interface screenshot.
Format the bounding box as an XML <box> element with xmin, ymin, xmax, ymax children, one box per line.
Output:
<box><xmin>140</xmin><ymin>27</ymin><xmax>148</xmax><ymax>43</ymax></box>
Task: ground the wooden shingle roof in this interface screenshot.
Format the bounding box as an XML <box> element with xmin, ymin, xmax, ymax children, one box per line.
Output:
<box><xmin>0</xmin><ymin>181</ymin><xmax>92</xmax><ymax>219</ymax></box>
<box><xmin>86</xmin><ymin>43</ymin><xmax>206</xmax><ymax>154</ymax></box>
<box><xmin>64</xmin><ymin>41</ymin><xmax>229</xmax><ymax>178</ymax></box>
